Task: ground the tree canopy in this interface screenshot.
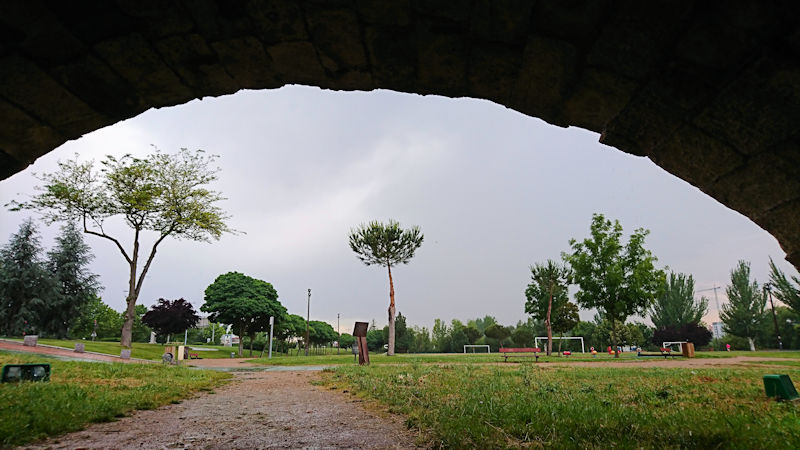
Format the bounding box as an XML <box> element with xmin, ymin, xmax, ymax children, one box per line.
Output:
<box><xmin>141</xmin><ymin>298</ymin><xmax>200</xmax><ymax>339</ymax></box>
<box><xmin>9</xmin><ymin>148</ymin><xmax>234</xmax><ymax>347</ymax></box>
<box><xmin>202</xmin><ymin>272</ymin><xmax>286</xmax><ymax>356</ymax></box>
<box><xmin>525</xmin><ymin>260</ymin><xmax>571</xmax><ymax>355</ymax></box>
<box><xmin>721</xmin><ymin>261</ymin><xmax>765</xmax><ymax>351</ymax></box>
<box><xmin>769</xmin><ymin>258</ymin><xmax>800</xmax><ymax>314</ymax></box>
<box><xmin>563</xmin><ymin>213</ymin><xmax>665</xmax><ymax>357</ymax></box>
<box><xmin>649</xmin><ymin>272</ymin><xmax>708</xmax><ymax>329</ymax></box>
<box><xmin>349</xmin><ymin>219</ymin><xmax>423</xmax><ymax>356</ymax></box>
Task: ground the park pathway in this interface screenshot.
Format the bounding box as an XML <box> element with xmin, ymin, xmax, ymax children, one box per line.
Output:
<box><xmin>21</xmin><ymin>370</ymin><xmax>420</xmax><ymax>449</ymax></box>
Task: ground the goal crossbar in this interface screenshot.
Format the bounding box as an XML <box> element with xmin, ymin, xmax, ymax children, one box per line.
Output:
<box><xmin>463</xmin><ymin>345</ymin><xmax>491</xmax><ymax>354</ymax></box>
<box><xmin>534</xmin><ymin>336</ymin><xmax>585</xmax><ymax>353</ymax></box>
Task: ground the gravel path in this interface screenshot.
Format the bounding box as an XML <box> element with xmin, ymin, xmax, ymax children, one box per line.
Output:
<box><xmin>21</xmin><ymin>370</ymin><xmax>420</xmax><ymax>449</ymax></box>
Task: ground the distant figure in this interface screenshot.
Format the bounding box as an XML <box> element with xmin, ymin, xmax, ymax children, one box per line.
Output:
<box><xmin>590</xmin><ymin>346</ymin><xmax>597</xmax><ymax>357</ymax></box>
<box><xmin>726</xmin><ymin>343</ymin><xmax>731</xmax><ymax>352</ymax></box>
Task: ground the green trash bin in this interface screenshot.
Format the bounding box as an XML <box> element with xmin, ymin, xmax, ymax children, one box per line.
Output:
<box><xmin>1</xmin><ymin>364</ymin><xmax>51</xmax><ymax>383</ymax></box>
<box><xmin>763</xmin><ymin>374</ymin><xmax>798</xmax><ymax>401</ymax></box>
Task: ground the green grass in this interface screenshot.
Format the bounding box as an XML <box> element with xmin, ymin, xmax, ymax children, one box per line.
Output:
<box><xmin>250</xmin><ymin>350</ymin><xmax>800</xmax><ymax>366</ymax></box>
<box><xmin>321</xmin><ymin>363</ymin><xmax>800</xmax><ymax>448</ymax></box>
<box><xmin>8</xmin><ymin>338</ymin><xmax>239</xmax><ymax>360</ymax></box>
<box><xmin>0</xmin><ymin>351</ymin><xmax>230</xmax><ymax>446</ymax></box>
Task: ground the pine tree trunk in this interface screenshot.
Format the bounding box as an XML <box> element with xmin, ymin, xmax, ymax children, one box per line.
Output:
<box><xmin>387</xmin><ymin>265</ymin><xmax>396</xmax><ymax>356</ymax></box>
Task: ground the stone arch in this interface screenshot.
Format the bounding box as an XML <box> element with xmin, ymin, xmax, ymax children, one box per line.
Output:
<box><xmin>0</xmin><ymin>1</ymin><xmax>798</xmax><ymax>267</ymax></box>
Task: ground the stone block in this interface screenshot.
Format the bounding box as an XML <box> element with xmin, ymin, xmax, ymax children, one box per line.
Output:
<box><xmin>512</xmin><ymin>36</ymin><xmax>578</xmax><ymax>126</ymax></box>
<box><xmin>154</xmin><ymin>34</ymin><xmax>240</xmax><ymax>96</ymax></box>
<box><xmin>23</xmin><ymin>335</ymin><xmax>37</xmax><ymax>347</ymax></box>
<box><xmin>562</xmin><ymin>68</ymin><xmax>637</xmax><ymax>132</ymax></box>
<box><xmin>649</xmin><ymin>124</ymin><xmax>745</xmax><ymax>188</ymax></box>
<box><xmin>467</xmin><ymin>43</ymin><xmax>522</xmax><ymax>106</ymax></box>
<box><xmin>356</xmin><ymin>0</ymin><xmax>411</xmax><ymax>26</ymax></box>
<box><xmin>120</xmin><ymin>349</ymin><xmax>132</xmax><ymax>360</ymax></box>
<box><xmin>211</xmin><ymin>37</ymin><xmax>282</xmax><ymax>90</ymax></box>
<box><xmin>265</xmin><ymin>41</ymin><xmax>326</xmax><ymax>85</ymax></box>
<box><xmin>93</xmin><ymin>34</ymin><xmax>194</xmax><ymax>108</ymax></box>
<box><xmin>74</xmin><ymin>343</ymin><xmax>85</xmax><ymax>353</ymax></box>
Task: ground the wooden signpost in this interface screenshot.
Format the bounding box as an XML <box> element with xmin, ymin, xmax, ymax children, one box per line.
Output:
<box><xmin>353</xmin><ymin>321</ymin><xmax>369</xmax><ymax>365</ymax></box>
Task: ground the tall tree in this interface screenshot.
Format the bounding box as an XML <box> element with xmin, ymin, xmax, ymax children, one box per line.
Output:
<box><xmin>769</xmin><ymin>258</ymin><xmax>800</xmax><ymax>314</ymax></box>
<box><xmin>348</xmin><ymin>220</ymin><xmax>423</xmax><ymax>356</ymax></box>
<box><xmin>0</xmin><ymin>219</ymin><xmax>56</xmax><ymax>336</ymax></box>
<box><xmin>44</xmin><ymin>222</ymin><xmax>100</xmax><ymax>338</ymax></box>
<box><xmin>552</xmin><ymin>301</ymin><xmax>580</xmax><ymax>355</ymax></box>
<box><xmin>721</xmin><ymin>261</ymin><xmax>766</xmax><ymax>351</ymax></box>
<box><xmin>9</xmin><ymin>148</ymin><xmax>234</xmax><ymax>347</ymax></box>
<box><xmin>649</xmin><ymin>272</ymin><xmax>709</xmax><ymax>329</ymax></box>
<box><xmin>141</xmin><ymin>298</ymin><xmax>200</xmax><ymax>343</ymax></box>
<box><xmin>202</xmin><ymin>272</ymin><xmax>286</xmax><ymax>356</ymax></box>
<box><xmin>70</xmin><ymin>295</ymin><xmax>123</xmax><ymax>340</ymax></box>
<box><xmin>525</xmin><ymin>260</ymin><xmax>571</xmax><ymax>356</ymax></box>
<box><xmin>563</xmin><ymin>213</ymin><xmax>665</xmax><ymax>357</ymax></box>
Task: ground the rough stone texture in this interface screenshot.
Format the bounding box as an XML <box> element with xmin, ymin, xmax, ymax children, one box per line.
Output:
<box><xmin>0</xmin><ymin>1</ymin><xmax>798</xmax><ymax>268</ymax></box>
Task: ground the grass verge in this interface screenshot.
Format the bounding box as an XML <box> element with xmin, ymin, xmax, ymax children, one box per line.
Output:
<box><xmin>321</xmin><ymin>363</ymin><xmax>800</xmax><ymax>448</ymax></box>
<box><xmin>0</xmin><ymin>351</ymin><xmax>230</xmax><ymax>447</ymax></box>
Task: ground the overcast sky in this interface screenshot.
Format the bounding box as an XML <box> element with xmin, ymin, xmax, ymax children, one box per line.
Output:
<box><xmin>1</xmin><ymin>86</ymin><xmax>797</xmax><ymax>333</ymax></box>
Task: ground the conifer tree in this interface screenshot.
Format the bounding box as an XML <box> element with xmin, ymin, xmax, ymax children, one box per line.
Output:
<box><xmin>0</xmin><ymin>219</ymin><xmax>55</xmax><ymax>335</ymax></box>
<box><xmin>720</xmin><ymin>261</ymin><xmax>766</xmax><ymax>351</ymax></box>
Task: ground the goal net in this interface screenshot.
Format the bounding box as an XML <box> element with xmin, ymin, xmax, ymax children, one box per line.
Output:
<box><xmin>534</xmin><ymin>336</ymin><xmax>585</xmax><ymax>353</ymax></box>
<box><xmin>463</xmin><ymin>345</ymin><xmax>491</xmax><ymax>354</ymax></box>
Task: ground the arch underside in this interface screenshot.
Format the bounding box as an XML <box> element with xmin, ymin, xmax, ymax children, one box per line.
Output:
<box><xmin>0</xmin><ymin>1</ymin><xmax>798</xmax><ymax>266</ymax></box>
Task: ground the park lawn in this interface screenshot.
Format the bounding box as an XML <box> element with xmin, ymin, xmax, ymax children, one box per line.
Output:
<box><xmin>321</xmin><ymin>363</ymin><xmax>800</xmax><ymax>448</ymax></box>
<box><xmin>0</xmin><ymin>351</ymin><xmax>230</xmax><ymax>447</ymax></box>
<box><xmin>250</xmin><ymin>351</ymin><xmax>656</xmax><ymax>366</ymax></box>
<box><xmin>10</xmin><ymin>338</ymin><xmax>237</xmax><ymax>360</ymax></box>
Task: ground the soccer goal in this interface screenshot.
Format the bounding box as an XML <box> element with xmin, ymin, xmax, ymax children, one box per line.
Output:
<box><xmin>463</xmin><ymin>345</ymin><xmax>491</xmax><ymax>354</ymax></box>
<box><xmin>534</xmin><ymin>336</ymin><xmax>585</xmax><ymax>353</ymax></box>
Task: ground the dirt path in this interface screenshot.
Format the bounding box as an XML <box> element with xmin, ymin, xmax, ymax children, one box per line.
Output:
<box><xmin>22</xmin><ymin>370</ymin><xmax>420</xmax><ymax>449</ymax></box>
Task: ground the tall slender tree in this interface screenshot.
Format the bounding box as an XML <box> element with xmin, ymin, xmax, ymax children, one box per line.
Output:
<box><xmin>0</xmin><ymin>219</ymin><xmax>56</xmax><ymax>336</ymax></box>
<box><xmin>8</xmin><ymin>148</ymin><xmax>234</xmax><ymax>347</ymax></box>
<box><xmin>769</xmin><ymin>258</ymin><xmax>800</xmax><ymax>314</ymax></box>
<box><xmin>563</xmin><ymin>213</ymin><xmax>665</xmax><ymax>357</ymax></box>
<box><xmin>649</xmin><ymin>272</ymin><xmax>708</xmax><ymax>329</ymax></box>
<box><xmin>525</xmin><ymin>260</ymin><xmax>571</xmax><ymax>356</ymax></box>
<box><xmin>349</xmin><ymin>220</ymin><xmax>423</xmax><ymax>356</ymax></box>
<box><xmin>721</xmin><ymin>260</ymin><xmax>766</xmax><ymax>351</ymax></box>
<box><xmin>44</xmin><ymin>222</ymin><xmax>100</xmax><ymax>338</ymax></box>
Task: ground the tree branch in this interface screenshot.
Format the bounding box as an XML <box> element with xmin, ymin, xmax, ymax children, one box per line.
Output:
<box><xmin>83</xmin><ymin>214</ymin><xmax>132</xmax><ymax>264</ymax></box>
<box><xmin>134</xmin><ymin>224</ymin><xmax>176</xmax><ymax>296</ymax></box>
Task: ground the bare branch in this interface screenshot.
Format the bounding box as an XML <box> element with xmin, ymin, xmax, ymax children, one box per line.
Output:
<box><xmin>83</xmin><ymin>214</ymin><xmax>131</xmax><ymax>264</ymax></box>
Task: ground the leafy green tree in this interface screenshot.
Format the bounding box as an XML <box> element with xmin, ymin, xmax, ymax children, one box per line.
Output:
<box><xmin>525</xmin><ymin>260</ymin><xmax>571</xmax><ymax>356</ymax></box>
<box><xmin>70</xmin><ymin>295</ymin><xmax>123</xmax><ymax>339</ymax></box>
<box><xmin>309</xmin><ymin>320</ymin><xmax>337</xmax><ymax>346</ymax></box>
<box><xmin>338</xmin><ymin>333</ymin><xmax>356</xmax><ymax>349</ymax></box>
<box><xmin>410</xmin><ymin>326</ymin><xmax>433</xmax><ymax>353</ymax></box>
<box><xmin>468</xmin><ymin>316</ymin><xmax>497</xmax><ymax>334</ymax></box>
<box><xmin>366</xmin><ymin>327</ymin><xmax>385</xmax><ymax>351</ymax></box>
<box><xmin>9</xmin><ymin>149</ymin><xmax>234</xmax><ymax>347</ymax></box>
<box><xmin>201</xmin><ymin>322</ymin><xmax>227</xmax><ymax>345</ymax></box>
<box><xmin>0</xmin><ymin>219</ymin><xmax>56</xmax><ymax>336</ymax></box>
<box><xmin>432</xmin><ymin>318</ymin><xmax>449</xmax><ymax>352</ymax></box>
<box><xmin>563</xmin><ymin>213</ymin><xmax>665</xmax><ymax>357</ymax></box>
<box><xmin>769</xmin><ymin>258</ymin><xmax>800</xmax><ymax>314</ymax></box>
<box><xmin>650</xmin><ymin>272</ymin><xmax>708</xmax><ymax>329</ymax></box>
<box><xmin>43</xmin><ymin>222</ymin><xmax>100</xmax><ymax>338</ymax></box>
<box><xmin>141</xmin><ymin>298</ymin><xmax>200</xmax><ymax>343</ymax></box>
<box><xmin>276</xmin><ymin>313</ymin><xmax>307</xmax><ymax>352</ymax></box>
<box><xmin>552</xmin><ymin>301</ymin><xmax>580</xmax><ymax>355</ymax></box>
<box><xmin>131</xmin><ymin>304</ymin><xmax>152</xmax><ymax>342</ymax></box>
<box><xmin>511</xmin><ymin>325</ymin><xmax>535</xmax><ymax>347</ymax></box>
<box><xmin>349</xmin><ymin>220</ymin><xmax>424</xmax><ymax>356</ymax></box>
<box><xmin>202</xmin><ymin>272</ymin><xmax>286</xmax><ymax>356</ymax></box>
<box><xmin>721</xmin><ymin>261</ymin><xmax>766</xmax><ymax>351</ymax></box>
<box><xmin>485</xmin><ymin>323</ymin><xmax>512</xmax><ymax>349</ymax></box>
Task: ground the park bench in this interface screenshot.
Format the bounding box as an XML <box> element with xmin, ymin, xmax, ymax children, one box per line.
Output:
<box><xmin>637</xmin><ymin>348</ymin><xmax>679</xmax><ymax>359</ymax></box>
<box><xmin>499</xmin><ymin>347</ymin><xmax>541</xmax><ymax>362</ymax></box>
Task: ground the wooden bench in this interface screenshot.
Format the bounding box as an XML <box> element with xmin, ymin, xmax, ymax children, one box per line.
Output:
<box><xmin>637</xmin><ymin>348</ymin><xmax>679</xmax><ymax>359</ymax></box>
<box><xmin>499</xmin><ymin>347</ymin><xmax>541</xmax><ymax>362</ymax></box>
